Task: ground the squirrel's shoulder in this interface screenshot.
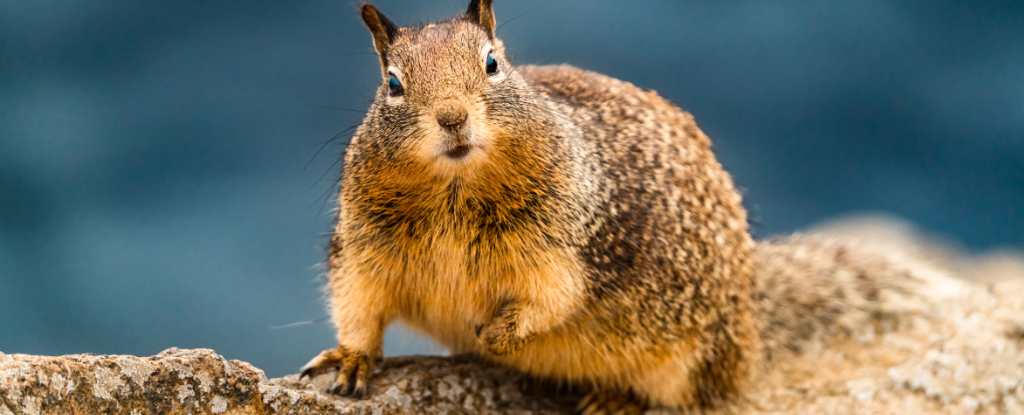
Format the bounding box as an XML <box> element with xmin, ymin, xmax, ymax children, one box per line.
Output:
<box><xmin>517</xmin><ymin>64</ymin><xmax>711</xmax><ymax>169</ymax></box>
<box><xmin>518</xmin><ymin>64</ymin><xmax>692</xmax><ymax>121</ymax></box>
<box><xmin>518</xmin><ymin>64</ymin><xmax>701</xmax><ymax>147</ymax></box>
<box><xmin>518</xmin><ymin>64</ymin><xmax>618</xmax><ymax>100</ymax></box>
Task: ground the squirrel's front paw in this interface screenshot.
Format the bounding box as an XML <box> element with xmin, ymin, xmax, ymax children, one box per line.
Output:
<box><xmin>475</xmin><ymin>318</ymin><xmax>527</xmax><ymax>356</ymax></box>
<box><xmin>299</xmin><ymin>345</ymin><xmax>374</xmax><ymax>398</ymax></box>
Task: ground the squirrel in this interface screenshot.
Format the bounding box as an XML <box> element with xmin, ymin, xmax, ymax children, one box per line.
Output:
<box><xmin>300</xmin><ymin>1</ymin><xmax>951</xmax><ymax>413</ymax></box>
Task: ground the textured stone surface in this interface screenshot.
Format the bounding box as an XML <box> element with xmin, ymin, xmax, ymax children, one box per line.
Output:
<box><xmin>2</xmin><ymin>276</ymin><xmax>1022</xmax><ymax>414</ymax></box>
<box><xmin>3</xmin><ymin>219</ymin><xmax>1023</xmax><ymax>414</ymax></box>
<box><xmin>742</xmin><ymin>277</ymin><xmax>1024</xmax><ymax>415</ymax></box>
<box><xmin>0</xmin><ymin>349</ymin><xmax>575</xmax><ymax>414</ymax></box>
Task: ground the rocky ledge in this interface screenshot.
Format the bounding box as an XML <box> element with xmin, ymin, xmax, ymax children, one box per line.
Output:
<box><xmin>3</xmin><ymin>279</ymin><xmax>1024</xmax><ymax>415</ymax></box>
<box><xmin>0</xmin><ymin>349</ymin><xmax>580</xmax><ymax>415</ymax></box>
<box><xmin>3</xmin><ymin>221</ymin><xmax>1024</xmax><ymax>414</ymax></box>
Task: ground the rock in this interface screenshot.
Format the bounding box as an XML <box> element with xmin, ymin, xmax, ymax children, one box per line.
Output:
<box><xmin>2</xmin><ymin>277</ymin><xmax>1022</xmax><ymax>414</ymax></box>
<box><xmin>0</xmin><ymin>349</ymin><xmax>574</xmax><ymax>414</ymax></box>
<box><xmin>744</xmin><ymin>277</ymin><xmax>1024</xmax><ymax>415</ymax></box>
<box><xmin>3</xmin><ymin>217</ymin><xmax>1023</xmax><ymax>414</ymax></box>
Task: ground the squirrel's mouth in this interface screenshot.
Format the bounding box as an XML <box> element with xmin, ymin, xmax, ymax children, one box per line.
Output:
<box><xmin>439</xmin><ymin>129</ymin><xmax>475</xmax><ymax>160</ymax></box>
<box><xmin>445</xmin><ymin>144</ymin><xmax>471</xmax><ymax>159</ymax></box>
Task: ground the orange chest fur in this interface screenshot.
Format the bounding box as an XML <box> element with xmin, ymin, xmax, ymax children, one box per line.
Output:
<box><xmin>349</xmin><ymin>218</ymin><xmax>582</xmax><ymax>352</ymax></box>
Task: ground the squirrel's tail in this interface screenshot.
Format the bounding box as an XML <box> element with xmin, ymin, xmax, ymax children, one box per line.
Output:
<box><xmin>753</xmin><ymin>233</ymin><xmax>965</xmax><ymax>358</ymax></box>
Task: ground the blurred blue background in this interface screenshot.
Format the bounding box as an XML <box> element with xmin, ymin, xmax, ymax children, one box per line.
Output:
<box><xmin>1</xmin><ymin>0</ymin><xmax>1021</xmax><ymax>377</ymax></box>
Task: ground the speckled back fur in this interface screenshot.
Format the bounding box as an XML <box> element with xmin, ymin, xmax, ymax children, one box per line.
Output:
<box><xmin>519</xmin><ymin>65</ymin><xmax>761</xmax><ymax>405</ymax></box>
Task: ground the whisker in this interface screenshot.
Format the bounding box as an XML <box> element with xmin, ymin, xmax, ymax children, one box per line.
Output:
<box><xmin>268</xmin><ymin>315</ymin><xmax>331</xmax><ymax>330</ymax></box>
<box><xmin>315</xmin><ymin>166</ymin><xmax>343</xmax><ymax>218</ymax></box>
<box><xmin>311</xmin><ymin>148</ymin><xmax>346</xmax><ymax>191</ymax></box>
<box><xmin>304</xmin><ymin>124</ymin><xmax>360</xmax><ymax>171</ymax></box>
<box><xmin>306</xmin><ymin>104</ymin><xmax>367</xmax><ymax>113</ymax></box>
<box><xmin>497</xmin><ymin>6</ymin><xmax>540</xmax><ymax>33</ymax></box>
<box><xmin>338</xmin><ymin>52</ymin><xmax>378</xmax><ymax>58</ymax></box>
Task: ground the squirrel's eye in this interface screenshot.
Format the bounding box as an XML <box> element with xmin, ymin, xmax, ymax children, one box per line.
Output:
<box><xmin>388</xmin><ymin>74</ymin><xmax>404</xmax><ymax>97</ymax></box>
<box><xmin>485</xmin><ymin>52</ymin><xmax>498</xmax><ymax>76</ymax></box>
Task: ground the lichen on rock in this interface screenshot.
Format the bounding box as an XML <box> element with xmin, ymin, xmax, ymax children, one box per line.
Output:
<box><xmin>0</xmin><ymin>347</ymin><xmax>576</xmax><ymax>414</ymax></box>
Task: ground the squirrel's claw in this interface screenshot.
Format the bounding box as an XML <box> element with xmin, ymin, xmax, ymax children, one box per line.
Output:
<box><xmin>298</xmin><ymin>349</ymin><xmax>333</xmax><ymax>379</ymax></box>
<box><xmin>300</xmin><ymin>346</ymin><xmax>374</xmax><ymax>399</ymax></box>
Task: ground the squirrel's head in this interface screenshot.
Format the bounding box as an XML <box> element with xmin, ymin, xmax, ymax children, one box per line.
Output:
<box><xmin>355</xmin><ymin>0</ymin><xmax>549</xmax><ymax>180</ymax></box>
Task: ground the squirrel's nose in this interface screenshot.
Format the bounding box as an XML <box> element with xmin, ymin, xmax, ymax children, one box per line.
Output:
<box><xmin>436</xmin><ymin>108</ymin><xmax>468</xmax><ymax>133</ymax></box>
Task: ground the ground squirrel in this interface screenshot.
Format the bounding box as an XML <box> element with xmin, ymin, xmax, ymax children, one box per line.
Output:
<box><xmin>300</xmin><ymin>2</ymin><xmax>940</xmax><ymax>413</ymax></box>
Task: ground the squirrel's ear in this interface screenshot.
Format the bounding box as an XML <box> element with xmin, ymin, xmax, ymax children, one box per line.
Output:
<box><xmin>466</xmin><ymin>0</ymin><xmax>496</xmax><ymax>38</ymax></box>
<box><xmin>361</xmin><ymin>3</ymin><xmax>398</xmax><ymax>67</ymax></box>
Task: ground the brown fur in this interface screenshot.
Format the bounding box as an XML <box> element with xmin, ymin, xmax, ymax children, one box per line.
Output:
<box><xmin>755</xmin><ymin>234</ymin><xmax>952</xmax><ymax>359</ymax></box>
<box><xmin>301</xmin><ymin>2</ymin><xmax>937</xmax><ymax>413</ymax></box>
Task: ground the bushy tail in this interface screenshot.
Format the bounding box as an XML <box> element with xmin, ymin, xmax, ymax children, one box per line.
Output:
<box><xmin>753</xmin><ymin>233</ymin><xmax>965</xmax><ymax>357</ymax></box>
